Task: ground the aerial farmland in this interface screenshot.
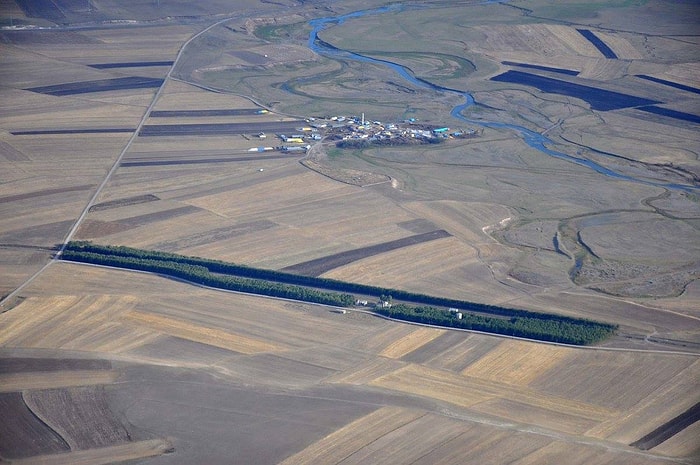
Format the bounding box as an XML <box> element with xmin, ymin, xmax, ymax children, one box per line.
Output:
<box><xmin>1</xmin><ymin>0</ymin><xmax>698</xmax><ymax>464</ymax></box>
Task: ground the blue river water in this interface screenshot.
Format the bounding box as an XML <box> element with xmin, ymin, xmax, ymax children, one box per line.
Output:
<box><xmin>306</xmin><ymin>4</ymin><xmax>697</xmax><ymax>192</ymax></box>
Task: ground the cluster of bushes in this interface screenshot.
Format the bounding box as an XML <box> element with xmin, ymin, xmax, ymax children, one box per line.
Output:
<box><xmin>62</xmin><ymin>241</ymin><xmax>617</xmax><ymax>345</ymax></box>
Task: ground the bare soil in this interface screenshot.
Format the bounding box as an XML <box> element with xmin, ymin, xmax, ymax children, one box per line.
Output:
<box><xmin>0</xmin><ymin>392</ymin><xmax>70</xmax><ymax>459</ymax></box>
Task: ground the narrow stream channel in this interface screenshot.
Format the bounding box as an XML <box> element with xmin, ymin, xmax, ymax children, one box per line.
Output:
<box><xmin>306</xmin><ymin>3</ymin><xmax>697</xmax><ymax>193</ymax></box>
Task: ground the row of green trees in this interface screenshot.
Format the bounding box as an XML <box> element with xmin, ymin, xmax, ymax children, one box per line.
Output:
<box><xmin>62</xmin><ymin>241</ymin><xmax>618</xmax><ymax>345</ymax></box>
<box><xmin>61</xmin><ymin>249</ymin><xmax>354</xmax><ymax>307</ymax></box>
<box><xmin>376</xmin><ymin>305</ymin><xmax>616</xmax><ymax>345</ymax></box>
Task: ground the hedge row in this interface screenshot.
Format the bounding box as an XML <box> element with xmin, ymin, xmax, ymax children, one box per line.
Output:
<box><xmin>61</xmin><ymin>241</ymin><xmax>618</xmax><ymax>345</ymax></box>
<box><xmin>61</xmin><ymin>250</ymin><xmax>354</xmax><ymax>307</ymax></box>
<box><xmin>377</xmin><ymin>305</ymin><xmax>616</xmax><ymax>345</ymax></box>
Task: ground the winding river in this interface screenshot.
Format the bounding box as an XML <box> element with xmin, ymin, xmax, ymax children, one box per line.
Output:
<box><xmin>306</xmin><ymin>3</ymin><xmax>697</xmax><ymax>192</ymax></box>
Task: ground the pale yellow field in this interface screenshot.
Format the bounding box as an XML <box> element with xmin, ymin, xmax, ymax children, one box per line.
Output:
<box><xmin>324</xmin><ymin>236</ymin><xmax>507</xmax><ymax>303</ymax></box>
<box><xmin>279</xmin><ymin>407</ymin><xmax>425</xmax><ymax>465</ymax></box>
<box><xmin>325</xmin><ymin>358</ymin><xmax>408</xmax><ymax>385</ymax></box>
<box><xmin>369</xmin><ymin>363</ymin><xmax>615</xmax><ymax>421</ymax></box>
<box><xmin>0</xmin><ymin>296</ymin><xmax>133</xmax><ymax>347</ymax></box>
<box><xmin>347</xmin><ymin>323</ymin><xmax>417</xmax><ymax>354</ymax></box>
<box><xmin>329</xmin><ymin>413</ymin><xmax>469</xmax><ymax>465</ymax></box>
<box><xmin>578</xmin><ymin>58</ymin><xmax>630</xmax><ymax>80</ymax></box>
<box><xmin>370</xmin><ymin>364</ymin><xmax>499</xmax><ymax>408</ymax></box>
<box><xmin>472</xmin><ymin>398</ymin><xmax>600</xmax><ymax>435</ymax></box>
<box><xmin>461</xmin><ymin>340</ymin><xmax>573</xmax><ymax>386</ymax></box>
<box><xmin>544</xmin><ymin>24</ymin><xmax>603</xmax><ymax>57</ymax></box>
<box><xmin>123</xmin><ymin>310</ymin><xmax>282</xmax><ymax>354</ymax></box>
<box><xmin>379</xmin><ymin>327</ymin><xmax>445</xmax><ymax>359</ymax></box>
<box><xmin>594</xmin><ymin>31</ymin><xmax>644</xmax><ymax>60</ymax></box>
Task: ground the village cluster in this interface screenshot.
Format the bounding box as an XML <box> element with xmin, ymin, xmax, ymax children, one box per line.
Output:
<box><xmin>248</xmin><ymin>114</ymin><xmax>478</xmax><ymax>153</ymax></box>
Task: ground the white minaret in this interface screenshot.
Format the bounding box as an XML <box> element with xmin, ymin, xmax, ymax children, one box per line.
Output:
<box><xmin>361</xmin><ymin>113</ymin><xmax>365</xmax><ymax>125</ymax></box>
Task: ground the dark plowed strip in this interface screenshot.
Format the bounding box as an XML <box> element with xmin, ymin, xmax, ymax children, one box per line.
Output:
<box><xmin>0</xmin><ymin>220</ymin><xmax>75</xmax><ymax>246</ymax></box>
<box><xmin>0</xmin><ymin>358</ymin><xmax>111</xmax><ymax>374</ymax></box>
<box><xmin>576</xmin><ymin>29</ymin><xmax>618</xmax><ymax>59</ymax></box>
<box><xmin>397</xmin><ymin>218</ymin><xmax>440</xmax><ymax>234</ymax></box>
<box><xmin>75</xmin><ymin>220</ymin><xmax>134</xmax><ymax>239</ymax></box>
<box><xmin>630</xmin><ymin>402</ymin><xmax>700</xmax><ymax>450</ymax></box>
<box><xmin>121</xmin><ymin>154</ymin><xmax>294</xmax><ymax>167</ymax></box>
<box><xmin>502</xmin><ymin>61</ymin><xmax>579</xmax><ymax>76</ymax></box>
<box><xmin>282</xmin><ymin>229</ymin><xmax>452</xmax><ymax>277</ymax></box>
<box><xmin>0</xmin><ymin>392</ymin><xmax>70</xmax><ymax>459</ymax></box>
<box><xmin>138</xmin><ymin>120</ymin><xmax>305</xmax><ymax>136</ymax></box>
<box><xmin>0</xmin><ymin>184</ymin><xmax>92</xmax><ymax>203</ymax></box>
<box><xmin>0</xmin><ymin>244</ymin><xmax>57</xmax><ymax>251</ymax></box>
<box><xmin>0</xmin><ymin>30</ymin><xmax>101</xmax><ymax>45</ymax></box>
<box><xmin>89</xmin><ymin>194</ymin><xmax>160</xmax><ymax>212</ymax></box>
<box><xmin>89</xmin><ymin>61</ymin><xmax>174</xmax><ymax>69</ymax></box>
<box><xmin>149</xmin><ymin>109</ymin><xmax>263</xmax><ymax>117</ymax></box>
<box><xmin>637</xmin><ymin>106</ymin><xmax>700</xmax><ymax>124</ymax></box>
<box><xmin>11</xmin><ymin>128</ymin><xmax>134</xmax><ymax>135</ymax></box>
<box><xmin>491</xmin><ymin>71</ymin><xmax>660</xmax><ymax>111</ymax></box>
<box><xmin>76</xmin><ymin>206</ymin><xmax>202</xmax><ymax>239</ymax></box>
<box><xmin>26</xmin><ymin>77</ymin><xmax>164</xmax><ymax>96</ymax></box>
<box><xmin>635</xmin><ymin>75</ymin><xmax>700</xmax><ymax>95</ymax></box>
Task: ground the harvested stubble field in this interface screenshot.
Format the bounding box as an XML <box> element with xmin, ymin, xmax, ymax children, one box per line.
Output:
<box><xmin>2</xmin><ymin>263</ymin><xmax>698</xmax><ymax>463</ymax></box>
<box><xmin>1</xmin><ymin>0</ymin><xmax>699</xmax><ymax>463</ymax></box>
